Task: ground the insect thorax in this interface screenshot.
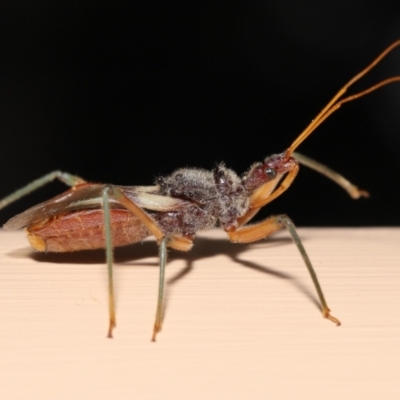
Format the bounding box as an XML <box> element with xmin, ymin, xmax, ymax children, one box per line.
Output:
<box><xmin>153</xmin><ymin>165</ymin><xmax>250</xmax><ymax>237</ymax></box>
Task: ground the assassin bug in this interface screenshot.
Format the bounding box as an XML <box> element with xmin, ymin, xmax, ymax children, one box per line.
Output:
<box><xmin>1</xmin><ymin>41</ymin><xmax>400</xmax><ymax>341</ymax></box>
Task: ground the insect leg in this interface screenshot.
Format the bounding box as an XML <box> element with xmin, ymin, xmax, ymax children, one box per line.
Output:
<box><xmin>0</xmin><ymin>171</ymin><xmax>86</xmax><ymax>210</ymax></box>
<box><xmin>249</xmin><ymin>166</ymin><xmax>299</xmax><ymax>210</ymax></box>
<box><xmin>152</xmin><ymin>236</ymin><xmax>168</xmax><ymax>342</ymax></box>
<box><xmin>102</xmin><ymin>186</ymin><xmax>116</xmax><ymax>338</ymax></box>
<box><xmin>106</xmin><ymin>186</ymin><xmax>192</xmax><ymax>247</ymax></box>
<box><xmin>237</xmin><ymin>167</ymin><xmax>299</xmax><ymax>227</ymax></box>
<box><xmin>106</xmin><ymin>186</ymin><xmax>164</xmax><ymax>240</ymax></box>
<box><xmin>104</xmin><ymin>186</ymin><xmax>193</xmax><ymax>340</ymax></box>
<box><xmin>239</xmin><ymin>152</ymin><xmax>367</xmax><ymax>229</ymax></box>
<box><xmin>293</xmin><ymin>152</ymin><xmax>369</xmax><ymax>199</ymax></box>
<box><xmin>228</xmin><ymin>215</ymin><xmax>340</xmax><ymax>325</ymax></box>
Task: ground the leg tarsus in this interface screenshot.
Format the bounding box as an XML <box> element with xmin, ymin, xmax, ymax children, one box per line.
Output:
<box><xmin>323</xmin><ymin>307</ymin><xmax>341</xmax><ymax>326</ymax></box>
<box><xmin>107</xmin><ymin>318</ymin><xmax>117</xmax><ymax>338</ymax></box>
<box><xmin>151</xmin><ymin>325</ymin><xmax>161</xmax><ymax>342</ymax></box>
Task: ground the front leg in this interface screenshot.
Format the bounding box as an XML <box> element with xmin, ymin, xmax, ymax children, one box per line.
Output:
<box><xmin>227</xmin><ymin>215</ymin><xmax>340</xmax><ymax>326</ymax></box>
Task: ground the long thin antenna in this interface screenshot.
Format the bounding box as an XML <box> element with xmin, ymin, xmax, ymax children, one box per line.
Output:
<box><xmin>285</xmin><ymin>40</ymin><xmax>400</xmax><ymax>159</ymax></box>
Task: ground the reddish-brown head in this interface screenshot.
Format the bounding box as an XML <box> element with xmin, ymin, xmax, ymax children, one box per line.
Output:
<box><xmin>242</xmin><ymin>152</ymin><xmax>298</xmax><ymax>192</ymax></box>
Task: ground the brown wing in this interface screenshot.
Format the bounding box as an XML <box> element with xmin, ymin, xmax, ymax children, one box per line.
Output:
<box><xmin>4</xmin><ymin>183</ymin><xmax>190</xmax><ymax>231</ymax></box>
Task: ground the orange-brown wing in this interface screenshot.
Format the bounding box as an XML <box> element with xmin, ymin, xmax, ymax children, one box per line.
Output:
<box><xmin>4</xmin><ymin>183</ymin><xmax>190</xmax><ymax>231</ymax></box>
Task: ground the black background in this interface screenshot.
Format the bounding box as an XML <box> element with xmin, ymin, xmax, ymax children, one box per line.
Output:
<box><xmin>0</xmin><ymin>2</ymin><xmax>399</xmax><ymax>227</ymax></box>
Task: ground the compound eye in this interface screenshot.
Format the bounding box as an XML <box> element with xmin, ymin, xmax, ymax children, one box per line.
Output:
<box><xmin>264</xmin><ymin>167</ymin><xmax>277</xmax><ymax>180</ymax></box>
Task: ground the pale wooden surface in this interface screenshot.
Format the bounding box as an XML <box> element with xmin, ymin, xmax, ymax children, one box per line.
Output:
<box><xmin>0</xmin><ymin>228</ymin><xmax>399</xmax><ymax>400</ymax></box>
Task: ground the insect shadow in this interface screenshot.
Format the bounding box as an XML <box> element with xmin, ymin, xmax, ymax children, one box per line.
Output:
<box><xmin>164</xmin><ymin>235</ymin><xmax>320</xmax><ymax>312</ymax></box>
<box><xmin>11</xmin><ymin>233</ymin><xmax>319</xmax><ymax>314</ymax></box>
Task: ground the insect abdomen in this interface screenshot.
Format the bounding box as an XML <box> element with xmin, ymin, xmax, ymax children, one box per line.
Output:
<box><xmin>26</xmin><ymin>209</ymin><xmax>150</xmax><ymax>252</ymax></box>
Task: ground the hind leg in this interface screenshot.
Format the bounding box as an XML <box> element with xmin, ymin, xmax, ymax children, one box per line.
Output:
<box><xmin>0</xmin><ymin>171</ymin><xmax>86</xmax><ymax>210</ymax></box>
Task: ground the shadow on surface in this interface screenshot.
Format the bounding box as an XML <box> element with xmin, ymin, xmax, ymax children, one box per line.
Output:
<box><xmin>7</xmin><ymin>233</ymin><xmax>320</xmax><ymax>311</ymax></box>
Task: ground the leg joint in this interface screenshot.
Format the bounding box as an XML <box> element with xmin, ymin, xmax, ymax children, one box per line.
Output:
<box><xmin>275</xmin><ymin>214</ymin><xmax>293</xmax><ymax>228</ymax></box>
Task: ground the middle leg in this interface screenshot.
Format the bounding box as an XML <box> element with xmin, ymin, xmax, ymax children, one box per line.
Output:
<box><xmin>102</xmin><ymin>185</ymin><xmax>193</xmax><ymax>340</ymax></box>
